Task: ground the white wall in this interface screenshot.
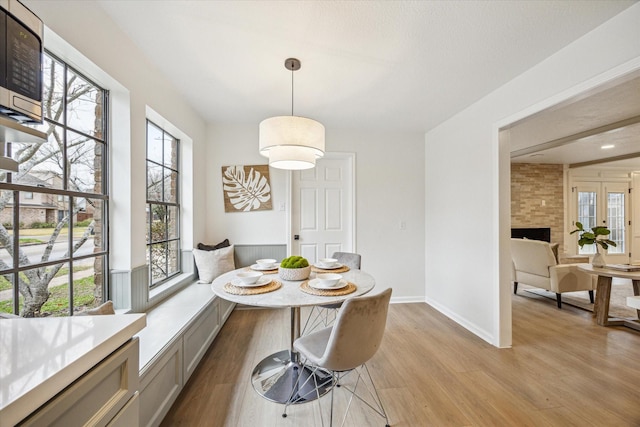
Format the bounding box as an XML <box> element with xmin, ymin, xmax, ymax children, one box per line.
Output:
<box><xmin>25</xmin><ymin>1</ymin><xmax>208</xmax><ymax>272</ymax></box>
<box><xmin>207</xmin><ymin>123</ymin><xmax>290</xmax><ymax>245</ymax></box>
<box><xmin>425</xmin><ymin>4</ymin><xmax>640</xmax><ymax>347</ymax></box>
<box><xmin>207</xmin><ymin>124</ymin><xmax>426</xmax><ymax>301</ymax></box>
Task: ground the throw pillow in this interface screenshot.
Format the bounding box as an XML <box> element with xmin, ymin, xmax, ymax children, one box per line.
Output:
<box><xmin>197</xmin><ymin>238</ymin><xmax>230</xmax><ymax>251</ymax></box>
<box><xmin>193</xmin><ymin>245</ymin><xmax>235</xmax><ymax>283</ymax></box>
<box><xmin>84</xmin><ymin>300</ymin><xmax>115</xmax><ymax>315</ymax></box>
<box><xmin>550</xmin><ymin>243</ymin><xmax>559</xmax><ymax>264</ymax></box>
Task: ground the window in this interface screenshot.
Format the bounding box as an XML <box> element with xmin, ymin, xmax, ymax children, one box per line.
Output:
<box><xmin>577</xmin><ymin>190</ymin><xmax>597</xmax><ymax>254</ymax></box>
<box><xmin>146</xmin><ymin>120</ymin><xmax>180</xmax><ymax>287</ymax></box>
<box><xmin>574</xmin><ymin>181</ymin><xmax>628</xmax><ymax>261</ymax></box>
<box><xmin>607</xmin><ymin>191</ymin><xmax>626</xmax><ymax>254</ymax></box>
<box><xmin>0</xmin><ymin>51</ymin><xmax>108</xmax><ymax>317</ymax></box>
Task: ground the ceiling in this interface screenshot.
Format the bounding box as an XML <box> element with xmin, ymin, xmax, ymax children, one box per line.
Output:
<box><xmin>509</xmin><ymin>71</ymin><xmax>640</xmax><ymax>169</ymax></box>
<box><xmin>94</xmin><ymin>0</ymin><xmax>638</xmax><ymax>167</ymax></box>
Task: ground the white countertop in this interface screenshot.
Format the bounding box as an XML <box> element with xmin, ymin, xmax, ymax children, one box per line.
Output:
<box><xmin>0</xmin><ymin>313</ymin><xmax>146</xmax><ymax>427</ymax></box>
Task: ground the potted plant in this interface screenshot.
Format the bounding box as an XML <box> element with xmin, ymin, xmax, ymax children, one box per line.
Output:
<box><xmin>278</xmin><ymin>255</ymin><xmax>311</xmax><ymax>281</ymax></box>
<box><xmin>569</xmin><ymin>222</ymin><xmax>616</xmax><ymax>267</ymax></box>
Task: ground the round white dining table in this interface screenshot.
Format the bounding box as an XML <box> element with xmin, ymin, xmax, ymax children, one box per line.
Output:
<box><xmin>210</xmin><ymin>266</ymin><xmax>375</xmax><ymax>404</ymax></box>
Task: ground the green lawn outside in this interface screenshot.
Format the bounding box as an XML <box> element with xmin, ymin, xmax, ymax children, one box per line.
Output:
<box><xmin>8</xmin><ymin>227</ymin><xmax>88</xmax><ymax>237</ymax></box>
<box><xmin>0</xmin><ymin>265</ymin><xmax>92</xmax><ymax>292</ymax></box>
<box><xmin>19</xmin><ymin>238</ymin><xmax>44</xmax><ymax>244</ymax></box>
<box><xmin>0</xmin><ymin>275</ymin><xmax>97</xmax><ymax>316</ymax></box>
<box><xmin>0</xmin><ymin>228</ymin><xmax>97</xmax><ymax>315</ymax></box>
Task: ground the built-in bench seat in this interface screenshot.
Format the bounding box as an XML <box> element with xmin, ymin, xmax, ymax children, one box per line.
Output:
<box><xmin>135</xmin><ymin>282</ymin><xmax>235</xmax><ymax>427</ymax></box>
<box><xmin>133</xmin><ymin>243</ymin><xmax>286</xmax><ymax>427</ymax></box>
<box><xmin>628</xmin><ymin>295</ymin><xmax>640</xmax><ymax>310</ymax></box>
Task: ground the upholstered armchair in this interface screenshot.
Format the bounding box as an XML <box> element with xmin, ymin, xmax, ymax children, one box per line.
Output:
<box><xmin>511</xmin><ymin>238</ymin><xmax>595</xmax><ymax>308</ymax></box>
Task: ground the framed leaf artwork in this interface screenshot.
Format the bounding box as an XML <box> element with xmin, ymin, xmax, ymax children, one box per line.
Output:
<box><xmin>222</xmin><ymin>165</ymin><xmax>273</xmax><ymax>212</ymax></box>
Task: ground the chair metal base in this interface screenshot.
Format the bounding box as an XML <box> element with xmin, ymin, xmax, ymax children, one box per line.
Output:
<box><xmin>282</xmin><ymin>362</ymin><xmax>391</xmax><ymax>426</ymax></box>
<box><xmin>251</xmin><ymin>349</ymin><xmax>333</xmax><ymax>404</ymax></box>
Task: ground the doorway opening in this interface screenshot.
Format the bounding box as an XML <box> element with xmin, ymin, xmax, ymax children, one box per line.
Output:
<box><xmin>498</xmin><ymin>66</ymin><xmax>640</xmax><ymax>347</ymax></box>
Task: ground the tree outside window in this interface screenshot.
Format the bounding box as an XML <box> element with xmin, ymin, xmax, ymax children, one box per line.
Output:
<box><xmin>0</xmin><ymin>51</ymin><xmax>108</xmax><ymax>317</ymax></box>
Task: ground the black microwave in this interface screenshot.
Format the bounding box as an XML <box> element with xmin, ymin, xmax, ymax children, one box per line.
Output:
<box><xmin>0</xmin><ymin>0</ymin><xmax>43</xmax><ymax>123</ymax></box>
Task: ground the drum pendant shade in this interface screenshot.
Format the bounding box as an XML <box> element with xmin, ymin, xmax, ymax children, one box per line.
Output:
<box><xmin>259</xmin><ymin>58</ymin><xmax>325</xmax><ymax>170</ymax></box>
<box><xmin>259</xmin><ymin>116</ymin><xmax>325</xmax><ymax>170</ymax></box>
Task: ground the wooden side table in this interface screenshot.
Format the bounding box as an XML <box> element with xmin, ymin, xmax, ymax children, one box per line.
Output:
<box><xmin>577</xmin><ymin>264</ymin><xmax>640</xmax><ymax>331</ymax></box>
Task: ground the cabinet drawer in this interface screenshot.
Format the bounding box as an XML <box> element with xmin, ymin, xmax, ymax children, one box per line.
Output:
<box><xmin>219</xmin><ymin>298</ymin><xmax>235</xmax><ymax>322</ymax></box>
<box><xmin>139</xmin><ymin>339</ymin><xmax>182</xmax><ymax>427</ymax></box>
<box><xmin>183</xmin><ymin>301</ymin><xmax>219</xmax><ymax>381</ymax></box>
<box><xmin>106</xmin><ymin>392</ymin><xmax>139</xmax><ymax>427</ymax></box>
<box><xmin>19</xmin><ymin>338</ymin><xmax>139</xmax><ymax>427</ymax></box>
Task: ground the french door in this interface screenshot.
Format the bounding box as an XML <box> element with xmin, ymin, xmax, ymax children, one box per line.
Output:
<box><xmin>573</xmin><ymin>182</ymin><xmax>629</xmax><ymax>264</ymax></box>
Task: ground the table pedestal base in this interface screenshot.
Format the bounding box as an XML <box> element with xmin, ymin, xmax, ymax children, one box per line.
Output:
<box><xmin>251</xmin><ymin>350</ymin><xmax>332</xmax><ymax>404</ymax></box>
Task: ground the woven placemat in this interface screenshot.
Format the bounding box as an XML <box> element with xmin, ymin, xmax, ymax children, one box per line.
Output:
<box><xmin>299</xmin><ymin>280</ymin><xmax>357</xmax><ymax>296</ymax></box>
<box><xmin>248</xmin><ymin>266</ymin><xmax>279</xmax><ymax>274</ymax></box>
<box><xmin>311</xmin><ymin>265</ymin><xmax>351</xmax><ymax>274</ymax></box>
<box><xmin>224</xmin><ymin>280</ymin><xmax>282</xmax><ymax>295</ymax></box>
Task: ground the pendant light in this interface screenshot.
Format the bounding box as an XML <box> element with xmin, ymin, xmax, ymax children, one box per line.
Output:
<box><xmin>259</xmin><ymin>58</ymin><xmax>325</xmax><ymax>170</ymax></box>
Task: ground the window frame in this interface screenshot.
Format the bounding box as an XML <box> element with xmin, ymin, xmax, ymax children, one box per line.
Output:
<box><xmin>0</xmin><ymin>50</ymin><xmax>109</xmax><ymax>316</ymax></box>
<box><xmin>145</xmin><ymin>120</ymin><xmax>181</xmax><ymax>288</ymax></box>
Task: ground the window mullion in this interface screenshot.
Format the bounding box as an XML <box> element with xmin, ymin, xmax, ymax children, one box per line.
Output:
<box><xmin>62</xmin><ymin>63</ymin><xmax>68</xmax><ymax>192</ymax></box>
<box><xmin>12</xmin><ymin>190</ymin><xmax>20</xmax><ymax>314</ymax></box>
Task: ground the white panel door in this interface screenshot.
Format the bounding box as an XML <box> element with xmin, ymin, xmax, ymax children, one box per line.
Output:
<box><xmin>291</xmin><ymin>154</ymin><xmax>354</xmax><ymax>264</ymax></box>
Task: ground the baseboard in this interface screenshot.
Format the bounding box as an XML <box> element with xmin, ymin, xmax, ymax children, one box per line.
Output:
<box><xmin>425</xmin><ymin>296</ymin><xmax>495</xmax><ymax>346</ymax></box>
<box><xmin>236</xmin><ymin>297</ymin><xmax>424</xmax><ymax>308</ymax></box>
<box><xmin>390</xmin><ymin>296</ymin><xmax>425</xmax><ymax>304</ymax></box>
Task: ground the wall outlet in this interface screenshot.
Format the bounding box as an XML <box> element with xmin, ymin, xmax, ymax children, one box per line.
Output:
<box><xmin>278</xmin><ymin>202</ymin><xmax>286</xmax><ymax>211</ymax></box>
<box><xmin>400</xmin><ymin>220</ymin><xmax>406</xmax><ymax>230</ymax></box>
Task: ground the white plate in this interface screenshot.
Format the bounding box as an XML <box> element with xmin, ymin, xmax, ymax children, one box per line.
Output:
<box><xmin>308</xmin><ymin>278</ymin><xmax>348</xmax><ymax>290</ymax></box>
<box><xmin>313</xmin><ymin>263</ymin><xmax>343</xmax><ymax>270</ymax></box>
<box><xmin>232</xmin><ymin>276</ymin><xmax>272</xmax><ymax>288</ymax></box>
<box><xmin>251</xmin><ymin>263</ymin><xmax>279</xmax><ymax>271</ymax></box>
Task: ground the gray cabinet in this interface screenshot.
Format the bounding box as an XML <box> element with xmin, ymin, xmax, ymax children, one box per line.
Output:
<box><xmin>18</xmin><ymin>338</ymin><xmax>139</xmax><ymax>427</ymax></box>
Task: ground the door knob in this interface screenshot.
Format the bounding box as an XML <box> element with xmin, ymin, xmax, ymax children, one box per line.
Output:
<box><xmin>294</xmin><ymin>235</ymin><xmax>300</xmax><ymax>240</ymax></box>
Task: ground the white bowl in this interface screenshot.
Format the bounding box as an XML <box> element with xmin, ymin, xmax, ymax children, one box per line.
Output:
<box><xmin>256</xmin><ymin>258</ymin><xmax>277</xmax><ymax>269</ymax></box>
<box><xmin>237</xmin><ymin>271</ymin><xmax>263</xmax><ymax>284</ymax></box>
<box><xmin>316</xmin><ymin>273</ymin><xmax>342</xmax><ymax>287</ymax></box>
<box><xmin>319</xmin><ymin>258</ymin><xmax>338</xmax><ymax>268</ymax></box>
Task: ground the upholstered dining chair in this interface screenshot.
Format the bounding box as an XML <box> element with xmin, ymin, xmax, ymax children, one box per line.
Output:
<box><xmin>283</xmin><ymin>288</ymin><xmax>392</xmax><ymax>427</ymax></box>
<box><xmin>301</xmin><ymin>252</ymin><xmax>362</xmax><ymax>335</ymax></box>
<box><xmin>330</xmin><ymin>252</ymin><xmax>362</xmax><ymax>270</ymax></box>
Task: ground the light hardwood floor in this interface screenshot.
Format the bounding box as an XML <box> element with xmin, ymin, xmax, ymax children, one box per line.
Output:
<box><xmin>160</xmin><ymin>291</ymin><xmax>640</xmax><ymax>426</ymax></box>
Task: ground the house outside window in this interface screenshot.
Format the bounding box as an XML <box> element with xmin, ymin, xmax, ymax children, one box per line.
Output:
<box><xmin>146</xmin><ymin>120</ymin><xmax>180</xmax><ymax>287</ymax></box>
<box><xmin>0</xmin><ymin>51</ymin><xmax>108</xmax><ymax>317</ymax></box>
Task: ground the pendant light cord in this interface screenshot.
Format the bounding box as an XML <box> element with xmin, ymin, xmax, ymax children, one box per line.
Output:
<box><xmin>291</xmin><ymin>64</ymin><xmax>294</xmax><ymax>116</ymax></box>
<box><xmin>285</xmin><ymin>57</ymin><xmax>300</xmax><ymax>116</ymax></box>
